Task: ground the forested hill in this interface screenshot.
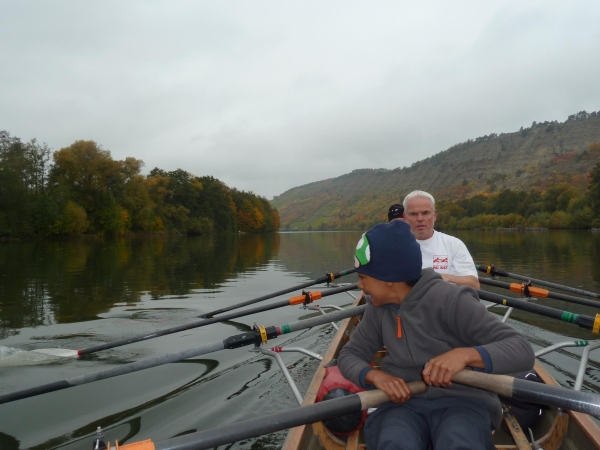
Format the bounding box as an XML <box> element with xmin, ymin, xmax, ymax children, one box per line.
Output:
<box><xmin>272</xmin><ymin>111</ymin><xmax>600</xmax><ymax>230</ymax></box>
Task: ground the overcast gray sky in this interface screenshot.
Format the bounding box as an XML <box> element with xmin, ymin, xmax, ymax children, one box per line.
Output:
<box><xmin>2</xmin><ymin>1</ymin><xmax>599</xmax><ymax>199</ymax></box>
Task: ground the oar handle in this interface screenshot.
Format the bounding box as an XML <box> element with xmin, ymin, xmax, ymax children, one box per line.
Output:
<box><xmin>452</xmin><ymin>370</ymin><xmax>513</xmax><ymax>396</ymax></box>
<box><xmin>359</xmin><ymin>381</ymin><xmax>427</xmax><ymax>409</ymax></box>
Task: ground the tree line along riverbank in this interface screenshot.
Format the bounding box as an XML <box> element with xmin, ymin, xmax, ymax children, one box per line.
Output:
<box><xmin>435</xmin><ymin>157</ymin><xmax>600</xmax><ymax>230</ymax></box>
<box><xmin>0</xmin><ymin>131</ymin><xmax>279</xmax><ymax>238</ymax></box>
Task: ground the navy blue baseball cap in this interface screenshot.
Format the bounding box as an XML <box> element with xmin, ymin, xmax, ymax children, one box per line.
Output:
<box><xmin>354</xmin><ymin>220</ymin><xmax>422</xmax><ymax>282</ymax></box>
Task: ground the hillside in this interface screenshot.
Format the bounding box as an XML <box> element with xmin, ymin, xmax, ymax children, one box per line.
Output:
<box><xmin>272</xmin><ymin>112</ymin><xmax>600</xmax><ymax>230</ymax></box>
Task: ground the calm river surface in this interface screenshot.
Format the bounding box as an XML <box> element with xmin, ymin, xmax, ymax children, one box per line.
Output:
<box><xmin>1</xmin><ymin>230</ymin><xmax>600</xmax><ymax>449</ymax></box>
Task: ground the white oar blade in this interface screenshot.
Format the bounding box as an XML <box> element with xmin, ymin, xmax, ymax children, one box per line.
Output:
<box><xmin>32</xmin><ymin>348</ymin><xmax>79</xmax><ymax>358</ymax></box>
<box><xmin>0</xmin><ymin>346</ymin><xmax>73</xmax><ymax>366</ymax></box>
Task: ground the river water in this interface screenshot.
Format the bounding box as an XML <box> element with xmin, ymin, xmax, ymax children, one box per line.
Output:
<box><xmin>0</xmin><ymin>230</ymin><xmax>600</xmax><ymax>449</ymax></box>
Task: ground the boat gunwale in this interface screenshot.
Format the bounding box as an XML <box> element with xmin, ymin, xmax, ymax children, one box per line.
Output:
<box><xmin>535</xmin><ymin>362</ymin><xmax>600</xmax><ymax>449</ymax></box>
<box><xmin>282</xmin><ymin>295</ymin><xmax>363</xmax><ymax>449</ymax></box>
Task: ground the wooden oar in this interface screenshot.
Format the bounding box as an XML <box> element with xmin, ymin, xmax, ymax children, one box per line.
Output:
<box><xmin>479</xmin><ymin>277</ymin><xmax>600</xmax><ymax>309</ymax></box>
<box><xmin>477</xmin><ymin>264</ymin><xmax>600</xmax><ymax>299</ymax></box>
<box><xmin>110</xmin><ymin>371</ymin><xmax>600</xmax><ymax>450</ymax></box>
<box><xmin>477</xmin><ymin>289</ymin><xmax>600</xmax><ymax>333</ymax></box>
<box><xmin>0</xmin><ymin>302</ymin><xmax>366</xmax><ymax>405</ymax></box>
<box><xmin>31</xmin><ymin>284</ymin><xmax>358</xmax><ymax>358</ymax></box>
<box><xmin>200</xmin><ymin>268</ymin><xmax>357</xmax><ymax>318</ymax></box>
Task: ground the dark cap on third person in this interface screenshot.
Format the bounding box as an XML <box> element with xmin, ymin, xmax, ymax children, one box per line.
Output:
<box><xmin>387</xmin><ymin>204</ymin><xmax>404</xmax><ymax>222</ymax></box>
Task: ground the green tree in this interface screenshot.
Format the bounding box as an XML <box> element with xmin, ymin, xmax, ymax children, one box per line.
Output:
<box><xmin>117</xmin><ymin>157</ymin><xmax>156</xmax><ymax>231</ymax></box>
<box><xmin>50</xmin><ymin>140</ymin><xmax>148</xmax><ymax>234</ymax></box>
<box><xmin>147</xmin><ymin>168</ymin><xmax>209</xmax><ymax>233</ymax></box>
<box><xmin>237</xmin><ymin>199</ymin><xmax>264</xmax><ymax>232</ymax></box>
<box><xmin>230</xmin><ymin>189</ymin><xmax>279</xmax><ymax>233</ymax></box>
<box><xmin>49</xmin><ymin>140</ymin><xmax>122</xmax><ymax>232</ymax></box>
<box><xmin>60</xmin><ymin>201</ymin><xmax>90</xmax><ymax>235</ymax></box>
<box><xmin>588</xmin><ymin>162</ymin><xmax>600</xmax><ymax>221</ymax></box>
<box><xmin>0</xmin><ymin>131</ymin><xmax>51</xmax><ymax>236</ymax></box>
<box><xmin>196</xmin><ymin>176</ymin><xmax>237</xmax><ymax>233</ymax></box>
<box><xmin>96</xmin><ymin>192</ymin><xmax>129</xmax><ymax>236</ymax></box>
<box><xmin>29</xmin><ymin>194</ymin><xmax>61</xmax><ymax>236</ymax></box>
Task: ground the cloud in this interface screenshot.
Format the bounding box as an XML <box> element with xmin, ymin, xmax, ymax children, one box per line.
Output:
<box><xmin>1</xmin><ymin>1</ymin><xmax>599</xmax><ymax>198</ymax></box>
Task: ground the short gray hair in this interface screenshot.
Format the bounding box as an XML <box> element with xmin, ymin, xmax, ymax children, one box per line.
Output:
<box><xmin>403</xmin><ymin>190</ymin><xmax>435</xmax><ymax>210</ymax></box>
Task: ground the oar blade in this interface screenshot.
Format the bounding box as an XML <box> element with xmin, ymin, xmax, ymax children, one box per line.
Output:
<box><xmin>32</xmin><ymin>348</ymin><xmax>79</xmax><ymax>358</ymax></box>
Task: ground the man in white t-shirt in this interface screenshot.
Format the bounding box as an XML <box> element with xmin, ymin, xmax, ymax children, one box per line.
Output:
<box><xmin>403</xmin><ymin>190</ymin><xmax>480</xmax><ymax>289</ymax></box>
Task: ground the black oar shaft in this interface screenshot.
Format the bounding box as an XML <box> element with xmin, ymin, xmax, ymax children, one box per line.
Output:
<box><xmin>452</xmin><ymin>371</ymin><xmax>600</xmax><ymax>416</ymax></box>
<box><xmin>0</xmin><ymin>303</ymin><xmax>366</xmax><ymax>405</ymax></box>
<box><xmin>201</xmin><ymin>269</ymin><xmax>357</xmax><ymax>318</ymax></box>
<box><xmin>479</xmin><ymin>278</ymin><xmax>600</xmax><ymax>309</ymax></box>
<box><xmin>512</xmin><ymin>379</ymin><xmax>600</xmax><ymax>416</ymax></box>
<box><xmin>79</xmin><ymin>300</ymin><xmax>288</xmax><ymax>355</ymax></box>
<box><xmin>78</xmin><ymin>283</ymin><xmax>358</xmax><ymax>356</ymax></box>
<box><xmin>156</xmin><ymin>392</ymin><xmax>360</xmax><ymax>450</ymax></box>
<box><xmin>0</xmin><ymin>341</ymin><xmax>226</xmax><ymax>404</ymax></box>
<box><xmin>154</xmin><ymin>384</ymin><xmax>425</xmax><ymax>450</ymax></box>
<box><xmin>476</xmin><ymin>290</ymin><xmax>598</xmax><ymax>332</ymax></box>
<box><xmin>477</xmin><ymin>265</ymin><xmax>600</xmax><ymax>299</ymax></box>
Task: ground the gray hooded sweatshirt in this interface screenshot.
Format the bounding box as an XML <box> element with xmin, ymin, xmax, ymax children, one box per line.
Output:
<box><xmin>338</xmin><ymin>268</ymin><xmax>535</xmax><ymax>429</ymax></box>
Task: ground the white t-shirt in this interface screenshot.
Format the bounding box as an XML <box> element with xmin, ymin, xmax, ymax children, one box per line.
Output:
<box><xmin>417</xmin><ymin>230</ymin><xmax>478</xmax><ymax>278</ymax></box>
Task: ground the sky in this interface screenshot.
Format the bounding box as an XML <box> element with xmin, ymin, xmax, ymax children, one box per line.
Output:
<box><xmin>1</xmin><ymin>1</ymin><xmax>600</xmax><ymax>199</ymax></box>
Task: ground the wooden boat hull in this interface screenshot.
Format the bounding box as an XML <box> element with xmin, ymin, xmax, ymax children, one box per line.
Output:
<box><xmin>283</xmin><ymin>296</ymin><xmax>600</xmax><ymax>450</ymax></box>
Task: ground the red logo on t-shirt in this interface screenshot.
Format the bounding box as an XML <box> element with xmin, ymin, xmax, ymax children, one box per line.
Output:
<box><xmin>433</xmin><ymin>255</ymin><xmax>448</xmax><ymax>270</ymax></box>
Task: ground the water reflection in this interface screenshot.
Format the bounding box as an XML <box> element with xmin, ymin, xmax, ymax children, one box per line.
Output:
<box><xmin>276</xmin><ymin>231</ymin><xmax>362</xmax><ymax>278</ymax></box>
<box><xmin>455</xmin><ymin>230</ymin><xmax>600</xmax><ymax>287</ymax></box>
<box><xmin>3</xmin><ymin>230</ymin><xmax>599</xmax><ymax>340</ymax></box>
<box><xmin>0</xmin><ymin>234</ymin><xmax>280</xmax><ymax>338</ymax></box>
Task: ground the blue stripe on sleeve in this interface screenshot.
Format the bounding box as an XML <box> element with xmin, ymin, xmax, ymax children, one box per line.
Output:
<box><xmin>473</xmin><ymin>346</ymin><xmax>493</xmax><ymax>373</ymax></box>
<box><xmin>359</xmin><ymin>367</ymin><xmax>376</xmax><ymax>389</ymax></box>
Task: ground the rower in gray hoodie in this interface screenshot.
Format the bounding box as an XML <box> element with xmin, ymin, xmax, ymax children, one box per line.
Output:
<box><xmin>338</xmin><ymin>220</ymin><xmax>534</xmax><ymax>450</ymax></box>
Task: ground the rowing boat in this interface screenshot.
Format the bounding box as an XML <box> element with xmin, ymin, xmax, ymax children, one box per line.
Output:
<box><xmin>282</xmin><ymin>294</ymin><xmax>600</xmax><ymax>450</ymax></box>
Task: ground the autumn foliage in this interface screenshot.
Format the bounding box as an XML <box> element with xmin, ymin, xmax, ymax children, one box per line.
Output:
<box><xmin>0</xmin><ymin>132</ymin><xmax>279</xmax><ymax>237</ymax></box>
